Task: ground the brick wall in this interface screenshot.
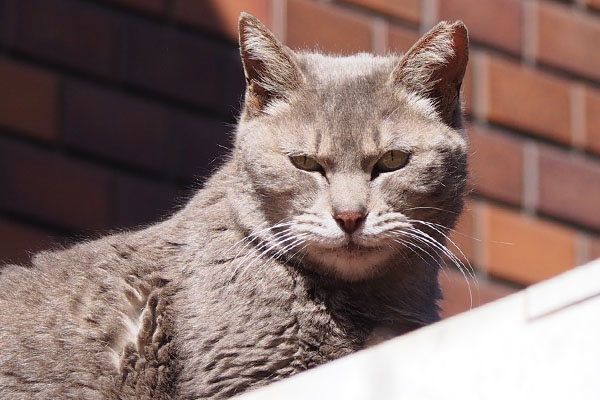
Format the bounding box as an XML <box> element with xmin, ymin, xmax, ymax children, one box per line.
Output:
<box><xmin>0</xmin><ymin>0</ymin><xmax>243</xmax><ymax>261</ymax></box>
<box><xmin>1</xmin><ymin>0</ymin><xmax>599</xmax><ymax>318</ymax></box>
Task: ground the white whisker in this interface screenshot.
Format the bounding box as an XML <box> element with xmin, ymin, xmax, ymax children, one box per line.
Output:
<box><xmin>229</xmin><ymin>230</ymin><xmax>299</xmax><ymax>282</ymax></box>
<box><xmin>236</xmin><ymin>234</ymin><xmax>308</xmax><ymax>282</ymax></box>
<box><xmin>409</xmin><ymin>219</ymin><xmax>478</xmax><ymax>285</ymax></box>
<box><xmin>405</xmin><ymin>227</ymin><xmax>474</xmax><ymax>309</ymax></box>
<box><xmin>404</xmin><ymin>206</ymin><xmax>459</xmax><ymax>215</ymax></box>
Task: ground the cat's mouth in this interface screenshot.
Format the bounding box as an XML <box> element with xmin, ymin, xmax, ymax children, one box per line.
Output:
<box><xmin>307</xmin><ymin>233</ymin><xmax>385</xmax><ymax>254</ymax></box>
<box><xmin>320</xmin><ymin>239</ymin><xmax>380</xmax><ymax>255</ymax></box>
<box><xmin>340</xmin><ymin>240</ymin><xmax>374</xmax><ymax>252</ymax></box>
<box><xmin>304</xmin><ymin>240</ymin><xmax>394</xmax><ymax>281</ymax></box>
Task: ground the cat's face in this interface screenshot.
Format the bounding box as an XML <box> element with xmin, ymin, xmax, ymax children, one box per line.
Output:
<box><xmin>234</xmin><ymin>15</ymin><xmax>468</xmax><ymax>281</ymax></box>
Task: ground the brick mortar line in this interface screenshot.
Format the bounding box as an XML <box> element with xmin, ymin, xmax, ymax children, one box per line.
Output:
<box><xmin>522</xmin><ymin>0</ymin><xmax>538</xmax><ymax>66</ymax></box>
<box><xmin>570</xmin><ymin>83</ymin><xmax>587</xmax><ymax>149</ymax></box>
<box><xmin>328</xmin><ymin>1</ymin><xmax>420</xmax><ymax>29</ymax></box>
<box><xmin>466</xmin><ymin>41</ymin><xmax>600</xmax><ymax>92</ymax></box>
<box><xmin>479</xmin><ymin>270</ymin><xmax>525</xmax><ymax>291</ymax></box>
<box><xmin>534</xmin><ymin>59</ymin><xmax>600</xmax><ymax>91</ymax></box>
<box><xmin>0</xmin><ymin>211</ymin><xmax>74</xmax><ymax>239</ymax></box>
<box><xmin>470</xmin><ymin>191</ymin><xmax>600</xmax><ymax>239</ymax></box>
<box><xmin>523</xmin><ymin>141</ymin><xmax>539</xmax><ymax>214</ymax></box>
<box><xmin>2</xmin><ymin>50</ymin><xmax>241</xmax><ymax>124</ymax></box>
<box><xmin>0</xmin><ymin>130</ymin><xmax>197</xmax><ymax>188</ymax></box>
<box><xmin>73</xmin><ymin>0</ymin><xmax>241</xmax><ymax>47</ymax></box>
<box><xmin>76</xmin><ymin>0</ymin><xmax>165</xmax><ymax>21</ymax></box>
<box><xmin>575</xmin><ymin>232</ymin><xmax>591</xmax><ymax>266</ymax></box>
<box><xmin>582</xmin><ymin>3</ymin><xmax>600</xmax><ymax>18</ymax></box>
<box><xmin>371</xmin><ymin>16</ymin><xmax>387</xmax><ymax>55</ymax></box>
<box><xmin>478</xmin><ymin>119</ymin><xmax>600</xmax><ymax>164</ymax></box>
<box><xmin>271</xmin><ymin>0</ymin><xmax>287</xmax><ymax>43</ymax></box>
<box><xmin>473</xmin><ymin>200</ymin><xmax>488</xmax><ymax>273</ymax></box>
<box><xmin>535</xmin><ymin>206</ymin><xmax>600</xmax><ymax>235</ymax></box>
<box><xmin>421</xmin><ymin>0</ymin><xmax>439</xmax><ymax>33</ymax></box>
<box><xmin>472</xmin><ymin>52</ymin><xmax>488</xmax><ymax>123</ymax></box>
<box><xmin>466</xmin><ymin>119</ymin><xmax>600</xmax><ymax>168</ymax></box>
<box><xmin>468</xmin><ymin>42</ymin><xmax>522</xmax><ymax>65</ymax></box>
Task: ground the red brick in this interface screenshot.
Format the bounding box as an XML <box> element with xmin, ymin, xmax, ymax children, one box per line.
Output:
<box><xmin>387</xmin><ymin>24</ymin><xmax>419</xmax><ymax>53</ymax></box>
<box><xmin>62</xmin><ymin>81</ymin><xmax>233</xmax><ymax>181</ymax></box>
<box><xmin>337</xmin><ymin>0</ymin><xmax>421</xmax><ymax>24</ymax></box>
<box><xmin>166</xmin><ymin>111</ymin><xmax>230</xmax><ymax>180</ymax></box>
<box><xmin>538</xmin><ymin>147</ymin><xmax>600</xmax><ymax>231</ymax></box>
<box><xmin>0</xmin><ymin>138</ymin><xmax>112</xmax><ymax>232</ymax></box>
<box><xmin>483</xmin><ymin>205</ymin><xmax>576</xmax><ymax>285</ymax></box>
<box><xmin>0</xmin><ymin>58</ymin><xmax>58</xmax><ymax>141</ymax></box>
<box><xmin>483</xmin><ymin>56</ymin><xmax>571</xmax><ymax>144</ymax></box>
<box><xmin>0</xmin><ymin>219</ymin><xmax>59</xmax><ymax>266</ymax></box>
<box><xmin>287</xmin><ymin>0</ymin><xmax>372</xmax><ymax>54</ymax></box>
<box><xmin>536</xmin><ymin>2</ymin><xmax>600</xmax><ymax>82</ymax></box>
<box><xmin>120</xmin><ymin>18</ymin><xmax>244</xmax><ymax>114</ymax></box>
<box><xmin>438</xmin><ymin>0</ymin><xmax>521</xmax><ymax>54</ymax></box>
<box><xmin>467</xmin><ymin>126</ymin><xmax>523</xmax><ymax>205</ymax></box>
<box><xmin>102</xmin><ymin>0</ymin><xmax>167</xmax><ymax>14</ymax></box>
<box><xmin>114</xmin><ymin>176</ymin><xmax>180</xmax><ymax>229</ymax></box>
<box><xmin>172</xmin><ymin>0</ymin><xmax>270</xmax><ymax>42</ymax></box>
<box><xmin>11</xmin><ymin>0</ymin><xmax>118</xmax><ymax>78</ymax></box>
<box><xmin>589</xmin><ymin>236</ymin><xmax>600</xmax><ymax>262</ymax></box>
<box><xmin>439</xmin><ymin>269</ymin><xmax>518</xmax><ymax>318</ymax></box>
<box><xmin>587</xmin><ymin>0</ymin><xmax>600</xmax><ymax>11</ymax></box>
<box><xmin>585</xmin><ymin>88</ymin><xmax>600</xmax><ymax>156</ymax></box>
<box><xmin>462</xmin><ymin>56</ymin><xmax>473</xmax><ymax>115</ymax></box>
<box><xmin>63</xmin><ymin>81</ymin><xmax>169</xmax><ymax>173</ymax></box>
<box><xmin>0</xmin><ymin>0</ymin><xmax>18</xmax><ymax>48</ymax></box>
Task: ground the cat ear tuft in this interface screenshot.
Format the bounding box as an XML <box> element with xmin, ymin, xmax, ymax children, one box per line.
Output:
<box><xmin>392</xmin><ymin>21</ymin><xmax>469</xmax><ymax>127</ymax></box>
<box><xmin>238</xmin><ymin>13</ymin><xmax>303</xmax><ymax>117</ymax></box>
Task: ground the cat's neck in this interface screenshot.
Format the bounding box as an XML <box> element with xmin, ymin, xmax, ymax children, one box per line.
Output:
<box><xmin>294</xmin><ymin>260</ymin><xmax>441</xmax><ymax>329</ymax></box>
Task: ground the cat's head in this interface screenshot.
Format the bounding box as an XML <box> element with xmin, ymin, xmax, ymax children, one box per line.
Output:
<box><xmin>232</xmin><ymin>13</ymin><xmax>469</xmax><ymax>281</ymax></box>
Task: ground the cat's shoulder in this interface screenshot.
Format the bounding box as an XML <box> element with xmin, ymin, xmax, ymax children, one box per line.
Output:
<box><xmin>0</xmin><ymin>230</ymin><xmax>145</xmax><ymax>292</ymax></box>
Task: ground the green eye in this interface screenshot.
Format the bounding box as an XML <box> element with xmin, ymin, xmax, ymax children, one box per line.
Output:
<box><xmin>375</xmin><ymin>150</ymin><xmax>410</xmax><ymax>172</ymax></box>
<box><xmin>290</xmin><ymin>155</ymin><xmax>323</xmax><ymax>172</ymax></box>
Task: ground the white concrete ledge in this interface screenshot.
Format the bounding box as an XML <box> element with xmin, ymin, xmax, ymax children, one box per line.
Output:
<box><xmin>236</xmin><ymin>259</ymin><xmax>600</xmax><ymax>400</ymax></box>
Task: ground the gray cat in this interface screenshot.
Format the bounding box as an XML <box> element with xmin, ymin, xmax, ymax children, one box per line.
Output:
<box><xmin>0</xmin><ymin>13</ymin><xmax>469</xmax><ymax>400</ymax></box>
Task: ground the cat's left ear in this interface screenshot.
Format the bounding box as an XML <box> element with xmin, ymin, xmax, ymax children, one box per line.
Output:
<box><xmin>392</xmin><ymin>21</ymin><xmax>469</xmax><ymax>128</ymax></box>
<box><xmin>239</xmin><ymin>13</ymin><xmax>303</xmax><ymax>117</ymax></box>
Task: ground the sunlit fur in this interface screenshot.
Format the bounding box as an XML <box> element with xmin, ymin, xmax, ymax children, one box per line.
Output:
<box><xmin>235</xmin><ymin>50</ymin><xmax>468</xmax><ymax>281</ymax></box>
<box><xmin>0</xmin><ymin>14</ymin><xmax>470</xmax><ymax>399</ymax></box>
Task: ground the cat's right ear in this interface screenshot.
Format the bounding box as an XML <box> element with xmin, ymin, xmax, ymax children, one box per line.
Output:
<box><xmin>239</xmin><ymin>13</ymin><xmax>303</xmax><ymax>117</ymax></box>
<box><xmin>391</xmin><ymin>21</ymin><xmax>469</xmax><ymax>128</ymax></box>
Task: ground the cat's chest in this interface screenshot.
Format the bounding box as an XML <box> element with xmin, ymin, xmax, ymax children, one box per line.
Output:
<box><xmin>171</xmin><ymin>267</ymin><xmax>367</xmax><ymax>397</ymax></box>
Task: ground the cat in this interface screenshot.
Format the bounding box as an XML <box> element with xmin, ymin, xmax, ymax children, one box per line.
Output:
<box><xmin>0</xmin><ymin>13</ymin><xmax>469</xmax><ymax>400</ymax></box>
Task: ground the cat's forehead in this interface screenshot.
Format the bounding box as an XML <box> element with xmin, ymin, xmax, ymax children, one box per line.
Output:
<box><xmin>295</xmin><ymin>52</ymin><xmax>399</xmax><ymax>84</ymax></box>
<box><xmin>282</xmin><ymin>52</ymin><xmax>433</xmax><ymax>166</ymax></box>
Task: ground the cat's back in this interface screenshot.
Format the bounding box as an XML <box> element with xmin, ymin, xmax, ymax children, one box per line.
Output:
<box><xmin>0</xmin><ymin>227</ymin><xmax>182</xmax><ymax>399</ymax></box>
<box><xmin>0</xmin><ymin>164</ymin><xmax>242</xmax><ymax>399</ymax></box>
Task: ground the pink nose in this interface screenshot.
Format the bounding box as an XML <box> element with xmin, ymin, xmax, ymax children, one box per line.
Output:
<box><xmin>333</xmin><ymin>211</ymin><xmax>366</xmax><ymax>234</ymax></box>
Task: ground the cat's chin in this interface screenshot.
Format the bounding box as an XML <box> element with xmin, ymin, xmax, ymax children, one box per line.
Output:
<box><xmin>304</xmin><ymin>244</ymin><xmax>394</xmax><ymax>281</ymax></box>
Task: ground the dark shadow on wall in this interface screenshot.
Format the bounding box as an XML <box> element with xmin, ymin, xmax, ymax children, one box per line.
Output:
<box><xmin>0</xmin><ymin>0</ymin><xmax>245</xmax><ymax>265</ymax></box>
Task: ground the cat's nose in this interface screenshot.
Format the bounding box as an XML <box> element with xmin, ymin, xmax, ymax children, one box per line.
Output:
<box><xmin>333</xmin><ymin>210</ymin><xmax>367</xmax><ymax>234</ymax></box>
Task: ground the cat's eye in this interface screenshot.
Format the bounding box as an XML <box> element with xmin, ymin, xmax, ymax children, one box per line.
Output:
<box><xmin>374</xmin><ymin>150</ymin><xmax>410</xmax><ymax>173</ymax></box>
<box><xmin>290</xmin><ymin>155</ymin><xmax>323</xmax><ymax>172</ymax></box>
